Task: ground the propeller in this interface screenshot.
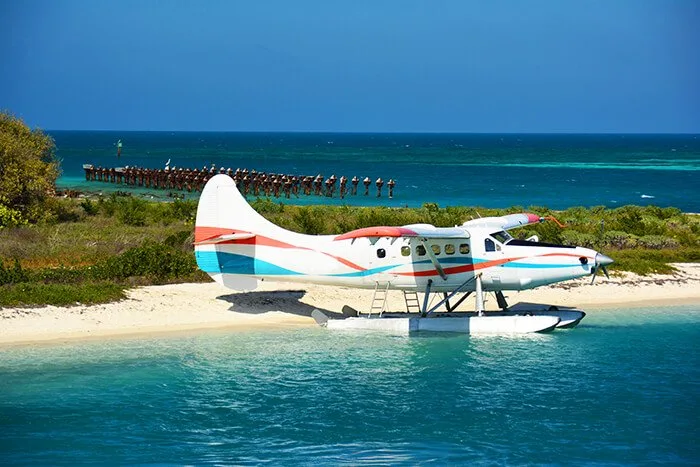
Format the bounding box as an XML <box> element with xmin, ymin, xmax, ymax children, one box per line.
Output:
<box><xmin>590</xmin><ymin>252</ymin><xmax>613</xmax><ymax>284</ymax></box>
<box><xmin>591</xmin><ymin>219</ymin><xmax>614</xmax><ymax>284</ymax></box>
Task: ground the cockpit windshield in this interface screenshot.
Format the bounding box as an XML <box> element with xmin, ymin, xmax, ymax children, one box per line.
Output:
<box><xmin>490</xmin><ymin>230</ymin><xmax>513</xmax><ymax>244</ymax></box>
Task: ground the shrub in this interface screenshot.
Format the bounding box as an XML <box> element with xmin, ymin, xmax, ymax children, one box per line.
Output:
<box><xmin>293</xmin><ymin>206</ymin><xmax>327</xmax><ymax>235</ymax></box>
<box><xmin>99</xmin><ymin>193</ymin><xmax>125</xmax><ymax>217</ymax></box>
<box><xmin>31</xmin><ymin>266</ymin><xmax>85</xmax><ymax>284</ymax></box>
<box><xmin>45</xmin><ymin>198</ymin><xmax>81</xmax><ymax>223</ymax></box>
<box><xmin>560</xmin><ymin>230</ymin><xmax>597</xmax><ymax>248</ymax></box>
<box><xmin>91</xmin><ymin>242</ymin><xmax>196</xmax><ymax>281</ymax></box>
<box><xmin>0</xmin><ymin>204</ymin><xmax>27</xmax><ymax>228</ymax></box>
<box><xmin>603</xmin><ymin>230</ymin><xmax>637</xmax><ymax>249</ymax></box>
<box><xmin>611</xmin><ymin>206</ymin><xmax>646</xmax><ymax>236</ymax></box>
<box><xmin>0</xmin><ymin>111</ymin><xmax>60</xmax><ymax>224</ymax></box>
<box><xmin>0</xmin><ymin>282</ymin><xmax>127</xmax><ymax>307</ymax></box>
<box><xmin>250</xmin><ymin>197</ymin><xmax>285</xmax><ymax>214</ymax></box>
<box><xmin>531</xmin><ymin>221</ymin><xmax>566</xmax><ymax>244</ymax></box>
<box><xmin>0</xmin><ymin>258</ymin><xmax>29</xmax><ymax>285</ymax></box>
<box><xmin>637</xmin><ymin>235</ymin><xmax>680</xmax><ymax>249</ymax></box>
<box><xmin>80</xmin><ymin>198</ymin><xmax>99</xmax><ymax>216</ymax></box>
<box><xmin>164</xmin><ymin>230</ymin><xmax>194</xmax><ymax>251</ymax></box>
<box><xmin>117</xmin><ymin>197</ymin><xmax>148</xmax><ymax>226</ymax></box>
<box><xmin>169</xmin><ymin>198</ymin><xmax>197</xmax><ymax>223</ymax></box>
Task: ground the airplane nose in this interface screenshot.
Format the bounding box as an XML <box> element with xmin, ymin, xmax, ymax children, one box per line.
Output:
<box><xmin>596</xmin><ymin>253</ymin><xmax>614</xmax><ymax>266</ymax></box>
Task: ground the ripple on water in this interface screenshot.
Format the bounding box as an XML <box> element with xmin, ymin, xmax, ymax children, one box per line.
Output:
<box><xmin>0</xmin><ymin>306</ymin><xmax>699</xmax><ymax>464</ymax></box>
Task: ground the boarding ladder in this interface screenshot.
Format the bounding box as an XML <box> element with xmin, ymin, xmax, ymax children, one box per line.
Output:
<box><xmin>403</xmin><ymin>290</ymin><xmax>422</xmax><ymax>314</ymax></box>
<box><xmin>369</xmin><ymin>282</ymin><xmax>390</xmax><ymax>317</ymax></box>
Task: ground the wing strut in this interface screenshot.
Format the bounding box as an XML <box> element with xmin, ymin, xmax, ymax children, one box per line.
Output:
<box><xmin>448</xmin><ymin>291</ymin><xmax>473</xmax><ymax>311</ymax></box>
<box><xmin>421</xmin><ymin>279</ymin><xmax>433</xmax><ymax>315</ymax></box>
<box><xmin>420</xmin><ymin>238</ymin><xmax>447</xmax><ymax>280</ymax></box>
<box><xmin>426</xmin><ymin>274</ymin><xmax>479</xmax><ymax>315</ymax></box>
<box><xmin>475</xmin><ymin>273</ymin><xmax>484</xmax><ymax>316</ymax></box>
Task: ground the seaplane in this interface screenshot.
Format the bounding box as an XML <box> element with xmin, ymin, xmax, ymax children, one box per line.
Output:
<box><xmin>194</xmin><ymin>174</ymin><xmax>613</xmax><ymax>334</ymax></box>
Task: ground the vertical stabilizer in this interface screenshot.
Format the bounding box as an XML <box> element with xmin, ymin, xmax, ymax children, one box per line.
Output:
<box><xmin>194</xmin><ymin>174</ymin><xmax>270</xmax><ymax>290</ymax></box>
<box><xmin>195</xmin><ymin>174</ymin><xmax>282</xmax><ymax>242</ymax></box>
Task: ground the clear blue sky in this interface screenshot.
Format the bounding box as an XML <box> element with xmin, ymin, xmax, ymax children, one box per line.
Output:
<box><xmin>2</xmin><ymin>0</ymin><xmax>698</xmax><ymax>132</ymax></box>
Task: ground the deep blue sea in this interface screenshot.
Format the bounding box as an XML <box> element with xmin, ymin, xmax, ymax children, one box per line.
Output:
<box><xmin>1</xmin><ymin>305</ymin><xmax>699</xmax><ymax>465</ymax></box>
<box><xmin>51</xmin><ymin>132</ymin><xmax>700</xmax><ymax>211</ymax></box>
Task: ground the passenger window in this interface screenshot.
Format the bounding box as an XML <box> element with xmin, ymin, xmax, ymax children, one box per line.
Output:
<box><xmin>377</xmin><ymin>248</ymin><xmax>386</xmax><ymax>258</ymax></box>
<box><xmin>445</xmin><ymin>244</ymin><xmax>455</xmax><ymax>255</ymax></box>
<box><xmin>416</xmin><ymin>245</ymin><xmax>426</xmax><ymax>256</ymax></box>
<box><xmin>485</xmin><ymin>238</ymin><xmax>496</xmax><ymax>252</ymax></box>
<box><xmin>459</xmin><ymin>243</ymin><xmax>470</xmax><ymax>254</ymax></box>
<box><xmin>431</xmin><ymin>244</ymin><xmax>441</xmax><ymax>255</ymax></box>
<box><xmin>401</xmin><ymin>246</ymin><xmax>411</xmax><ymax>257</ymax></box>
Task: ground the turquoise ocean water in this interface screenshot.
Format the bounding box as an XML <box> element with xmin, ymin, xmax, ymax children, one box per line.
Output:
<box><xmin>8</xmin><ymin>133</ymin><xmax>698</xmax><ymax>463</ymax></box>
<box><xmin>52</xmin><ymin>132</ymin><xmax>700</xmax><ymax>211</ymax></box>
<box><xmin>1</xmin><ymin>306</ymin><xmax>699</xmax><ymax>465</ymax></box>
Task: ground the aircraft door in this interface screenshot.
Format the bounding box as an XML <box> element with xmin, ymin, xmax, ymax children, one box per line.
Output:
<box><xmin>481</xmin><ymin>234</ymin><xmax>506</xmax><ymax>289</ymax></box>
<box><xmin>364</xmin><ymin>237</ymin><xmax>398</xmax><ymax>286</ymax></box>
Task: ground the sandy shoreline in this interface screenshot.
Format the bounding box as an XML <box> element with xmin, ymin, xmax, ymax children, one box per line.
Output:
<box><xmin>2</xmin><ymin>264</ymin><xmax>700</xmax><ymax>346</ymax></box>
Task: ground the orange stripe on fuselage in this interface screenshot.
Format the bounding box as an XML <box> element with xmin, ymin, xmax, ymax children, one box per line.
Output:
<box><xmin>194</xmin><ymin>226</ymin><xmax>366</xmax><ymax>271</ymax></box>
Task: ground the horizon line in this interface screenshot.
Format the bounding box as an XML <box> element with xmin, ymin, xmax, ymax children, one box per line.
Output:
<box><xmin>45</xmin><ymin>129</ymin><xmax>700</xmax><ymax>136</ymax></box>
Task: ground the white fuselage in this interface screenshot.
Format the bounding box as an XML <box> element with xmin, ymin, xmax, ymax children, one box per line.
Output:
<box><xmin>195</xmin><ymin>226</ymin><xmax>596</xmax><ymax>292</ymax></box>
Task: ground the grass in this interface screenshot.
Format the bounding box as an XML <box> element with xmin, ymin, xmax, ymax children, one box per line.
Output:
<box><xmin>0</xmin><ymin>195</ymin><xmax>698</xmax><ymax>307</ymax></box>
<box><xmin>0</xmin><ymin>282</ymin><xmax>127</xmax><ymax>307</ymax></box>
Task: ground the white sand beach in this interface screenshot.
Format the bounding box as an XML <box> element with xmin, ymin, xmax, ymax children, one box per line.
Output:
<box><xmin>2</xmin><ymin>263</ymin><xmax>700</xmax><ymax>345</ymax></box>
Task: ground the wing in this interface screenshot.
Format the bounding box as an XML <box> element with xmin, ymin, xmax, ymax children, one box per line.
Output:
<box><xmin>334</xmin><ymin>224</ymin><xmax>468</xmax><ymax>241</ymax></box>
<box><xmin>461</xmin><ymin>213</ymin><xmax>544</xmax><ymax>231</ymax></box>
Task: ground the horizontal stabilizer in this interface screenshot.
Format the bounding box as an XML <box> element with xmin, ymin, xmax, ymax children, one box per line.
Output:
<box><xmin>193</xmin><ymin>232</ymin><xmax>256</xmax><ymax>246</ymax></box>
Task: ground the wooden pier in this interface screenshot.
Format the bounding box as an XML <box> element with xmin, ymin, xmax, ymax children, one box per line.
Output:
<box><xmin>82</xmin><ymin>164</ymin><xmax>396</xmax><ymax>199</ymax></box>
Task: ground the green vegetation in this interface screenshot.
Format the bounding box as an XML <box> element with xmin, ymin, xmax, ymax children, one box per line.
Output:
<box><xmin>0</xmin><ymin>282</ymin><xmax>127</xmax><ymax>308</ymax></box>
<box><xmin>0</xmin><ymin>194</ymin><xmax>206</xmax><ymax>307</ymax></box>
<box><xmin>1</xmin><ymin>193</ymin><xmax>699</xmax><ymax>307</ymax></box>
<box><xmin>0</xmin><ymin>111</ymin><xmax>60</xmax><ymax>227</ymax></box>
<box><xmin>2</xmin><ymin>112</ymin><xmax>694</xmax><ymax>307</ymax></box>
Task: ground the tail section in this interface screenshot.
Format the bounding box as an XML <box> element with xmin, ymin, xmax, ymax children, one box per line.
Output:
<box><xmin>194</xmin><ymin>174</ymin><xmax>349</xmax><ymax>290</ymax></box>
<box><xmin>195</xmin><ymin>174</ymin><xmax>279</xmax><ymax>290</ymax></box>
<box><xmin>195</xmin><ymin>174</ymin><xmax>282</xmax><ymax>244</ymax></box>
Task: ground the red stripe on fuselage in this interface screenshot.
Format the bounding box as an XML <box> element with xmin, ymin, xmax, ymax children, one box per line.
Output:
<box><xmin>396</xmin><ymin>257</ymin><xmax>518</xmax><ymax>277</ymax></box>
<box><xmin>194</xmin><ymin>226</ymin><xmax>366</xmax><ymax>271</ymax></box>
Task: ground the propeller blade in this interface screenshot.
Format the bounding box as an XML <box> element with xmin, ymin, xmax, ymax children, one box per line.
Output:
<box><xmin>590</xmin><ymin>267</ymin><xmax>598</xmax><ymax>285</ymax></box>
<box><xmin>602</xmin><ymin>265</ymin><xmax>610</xmax><ymax>279</ymax></box>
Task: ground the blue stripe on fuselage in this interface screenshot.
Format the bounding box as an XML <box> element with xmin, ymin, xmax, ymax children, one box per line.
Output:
<box><xmin>196</xmin><ymin>249</ymin><xmax>578</xmax><ymax>278</ymax></box>
<box><xmin>196</xmin><ymin>250</ymin><xmax>302</xmax><ymax>276</ymax></box>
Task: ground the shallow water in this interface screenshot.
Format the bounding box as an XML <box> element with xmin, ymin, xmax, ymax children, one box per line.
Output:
<box><xmin>1</xmin><ymin>305</ymin><xmax>698</xmax><ymax>465</ymax></box>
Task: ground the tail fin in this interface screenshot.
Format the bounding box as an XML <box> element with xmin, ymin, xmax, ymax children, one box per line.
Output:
<box><xmin>195</xmin><ymin>174</ymin><xmax>276</xmax><ymax>290</ymax></box>
<box><xmin>194</xmin><ymin>174</ymin><xmax>284</xmax><ymax>243</ymax></box>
